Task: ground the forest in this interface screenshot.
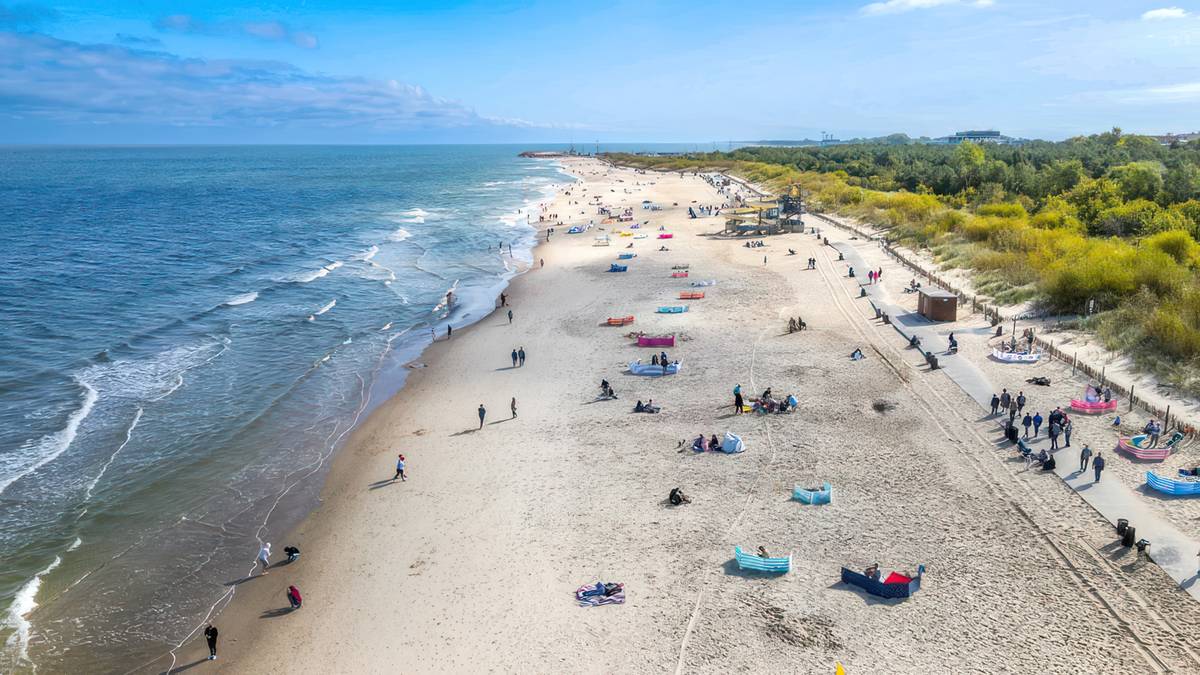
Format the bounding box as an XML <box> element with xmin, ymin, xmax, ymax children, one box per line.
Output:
<box><xmin>608</xmin><ymin>129</ymin><xmax>1200</xmax><ymax>393</ymax></box>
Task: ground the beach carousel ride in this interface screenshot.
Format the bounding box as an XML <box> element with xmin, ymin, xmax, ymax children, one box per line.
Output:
<box><xmin>840</xmin><ymin>565</ymin><xmax>925</xmax><ymax>599</ymax></box>
<box><xmin>617</xmin><ymin>253</ymin><xmax>637</xmax><ymax>260</ymax></box>
<box><xmin>608</xmin><ymin>263</ymin><xmax>628</xmax><ymax>273</ymax></box>
<box><xmin>1146</xmin><ymin>470</ymin><xmax>1200</xmax><ymax>496</ymax></box>
<box><xmin>1117</xmin><ymin>431</ymin><xmax>1185</xmax><ymax>461</ymax></box>
<box><xmin>628</xmin><ymin>360</ymin><xmax>681</xmax><ymax>376</ymax></box>
<box><xmin>793</xmin><ymin>482</ymin><xmax>832</xmax><ymax>505</ymax></box>
<box><xmin>733</xmin><ymin>547</ymin><xmax>791</xmax><ymax>574</ymax></box>
<box><xmin>1070</xmin><ymin>386</ymin><xmax>1117</xmax><ymax>414</ymax></box>
<box><xmin>605</xmin><ymin>316</ymin><xmax>634</xmax><ymax>327</ymax></box>
<box><xmin>656</xmin><ymin>306</ymin><xmax>688</xmax><ymax>314</ymax></box>
<box><xmin>990</xmin><ymin>348</ymin><xmax>1041</xmax><ymax>363</ymax></box>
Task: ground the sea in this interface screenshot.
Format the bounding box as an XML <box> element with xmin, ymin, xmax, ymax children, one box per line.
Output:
<box><xmin>0</xmin><ymin>144</ymin><xmax>604</xmax><ymax>673</ymax></box>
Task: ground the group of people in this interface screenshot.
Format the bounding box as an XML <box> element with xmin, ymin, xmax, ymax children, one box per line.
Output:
<box><xmin>598</xmin><ymin>379</ymin><xmax>617</xmax><ymax>400</ymax></box>
<box><xmin>1019</xmin><ymin>407</ymin><xmax>1074</xmax><ymax>450</ymax></box>
<box><xmin>746</xmin><ymin>387</ymin><xmax>796</xmax><ymax>415</ymax></box>
<box><xmin>991</xmin><ymin>389</ymin><xmax>1029</xmax><ymax>420</ymax></box>
<box><xmin>866</xmin><ymin>268</ymin><xmax>884</xmax><ymax>284</ymax></box>
<box><xmin>633</xmin><ymin>399</ymin><xmax>660</xmax><ymax>414</ymax></box>
<box><xmin>509</xmin><ymin>346</ymin><xmax>527</xmax><ymax>367</ymax></box>
<box><xmin>650</xmin><ymin>351</ymin><xmax>671</xmax><ymax>366</ymax></box>
<box><xmin>1083</xmin><ymin>383</ymin><xmax>1114</xmax><ymax>404</ymax></box>
<box><xmin>742</xmin><ymin>240</ymin><xmax>767</xmax><ymax>248</ymax></box>
<box><xmin>691</xmin><ymin>433</ymin><xmax>725</xmax><ymax>452</ymax></box>
<box><xmin>804</xmin><ymin>257</ymin><xmax>817</xmax><ymax>269</ymax></box>
<box><xmin>787</xmin><ymin>316</ymin><xmax>808</xmax><ymax>333</ymax></box>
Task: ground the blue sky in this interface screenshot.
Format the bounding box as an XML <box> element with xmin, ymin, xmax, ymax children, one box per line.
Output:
<box><xmin>2</xmin><ymin>0</ymin><xmax>1200</xmax><ymax>143</ymax></box>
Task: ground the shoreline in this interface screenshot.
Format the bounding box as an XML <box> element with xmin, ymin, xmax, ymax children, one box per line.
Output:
<box><xmin>156</xmin><ymin>161</ymin><xmax>575</xmax><ymax>672</ymax></box>
<box><xmin>168</xmin><ymin>158</ymin><xmax>1200</xmax><ymax>673</ymax></box>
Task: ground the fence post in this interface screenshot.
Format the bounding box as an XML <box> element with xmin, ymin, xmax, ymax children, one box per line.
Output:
<box><xmin>1101</xmin><ymin>366</ymin><xmax>1106</xmax><ymax>386</ymax></box>
<box><xmin>1129</xmin><ymin>385</ymin><xmax>1135</xmax><ymax>411</ymax></box>
<box><xmin>1072</xmin><ymin>352</ymin><xmax>1077</xmax><ymax>375</ymax></box>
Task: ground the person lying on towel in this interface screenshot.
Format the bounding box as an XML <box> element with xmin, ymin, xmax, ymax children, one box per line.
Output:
<box><xmin>850</xmin><ymin>348</ymin><xmax>864</xmax><ymax>360</ymax></box>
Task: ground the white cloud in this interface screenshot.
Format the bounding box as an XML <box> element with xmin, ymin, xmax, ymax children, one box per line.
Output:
<box><xmin>860</xmin><ymin>0</ymin><xmax>993</xmax><ymax>16</ymax></box>
<box><xmin>1142</xmin><ymin>7</ymin><xmax>1189</xmax><ymax>20</ymax></box>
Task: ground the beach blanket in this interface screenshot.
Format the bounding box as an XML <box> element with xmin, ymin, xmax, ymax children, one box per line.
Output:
<box><xmin>608</xmin><ymin>264</ymin><xmax>627</xmax><ymax>272</ymax></box>
<box><xmin>679</xmin><ymin>292</ymin><xmax>705</xmax><ymax>300</ymax></box>
<box><xmin>606</xmin><ymin>316</ymin><xmax>634</xmax><ymax>326</ymax></box>
<box><xmin>575</xmin><ymin>582</ymin><xmax>625</xmax><ymax>607</ymax></box>
<box><xmin>658</xmin><ymin>233</ymin><xmax>673</xmax><ymax>239</ymax></box>
<box><xmin>671</xmin><ymin>271</ymin><xmax>689</xmax><ymax>278</ymax></box>
<box><xmin>656</xmin><ymin>306</ymin><xmax>688</xmax><ymax>314</ymax></box>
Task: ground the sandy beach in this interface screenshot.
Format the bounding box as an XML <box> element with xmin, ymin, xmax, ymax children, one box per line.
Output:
<box><xmin>176</xmin><ymin>158</ymin><xmax>1200</xmax><ymax>674</ymax></box>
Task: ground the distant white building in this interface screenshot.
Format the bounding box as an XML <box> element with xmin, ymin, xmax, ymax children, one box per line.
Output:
<box><xmin>928</xmin><ymin>130</ymin><xmax>1025</xmax><ymax>146</ymax></box>
<box><xmin>1151</xmin><ymin>132</ymin><xmax>1200</xmax><ymax>146</ymax></box>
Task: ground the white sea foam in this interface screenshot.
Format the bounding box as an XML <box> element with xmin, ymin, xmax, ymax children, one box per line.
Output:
<box><xmin>356</xmin><ymin>245</ymin><xmax>379</xmax><ymax>262</ymax></box>
<box><xmin>324</xmin><ymin>261</ymin><xmax>344</xmax><ymax>272</ymax></box>
<box><xmin>308</xmin><ymin>299</ymin><xmax>337</xmax><ymax>321</ymax></box>
<box><xmin>0</xmin><ymin>380</ymin><xmax>97</xmax><ymax>498</ymax></box>
<box><xmin>83</xmin><ymin>407</ymin><xmax>142</xmax><ymax>502</ymax></box>
<box><xmin>381</xmin><ymin>322</ymin><xmax>393</xmax><ymax>331</ymax></box>
<box><xmin>4</xmin><ymin>555</ymin><xmax>62</xmax><ymax>663</ymax></box>
<box><xmin>292</xmin><ymin>267</ymin><xmax>329</xmax><ymax>283</ymax></box>
<box><xmin>388</xmin><ymin>228</ymin><xmax>412</xmax><ymax>242</ymax></box>
<box><xmin>399</xmin><ymin>208</ymin><xmax>429</xmax><ymax>218</ymax></box>
<box><xmin>222</xmin><ymin>292</ymin><xmax>258</xmax><ymax>307</ymax></box>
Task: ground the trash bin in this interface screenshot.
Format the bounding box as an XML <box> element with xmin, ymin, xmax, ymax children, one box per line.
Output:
<box><xmin>1116</xmin><ymin>518</ymin><xmax>1129</xmax><ymax>536</ymax></box>
<box><xmin>1122</xmin><ymin>526</ymin><xmax>1137</xmax><ymax>548</ymax></box>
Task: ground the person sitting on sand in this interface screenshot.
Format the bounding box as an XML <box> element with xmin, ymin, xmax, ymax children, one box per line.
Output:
<box><xmin>645</xmin><ymin>399</ymin><xmax>660</xmax><ymax>413</ymax></box>
<box><xmin>1041</xmin><ymin>454</ymin><xmax>1057</xmax><ymax>472</ymax></box>
<box><xmin>287</xmin><ymin>585</ymin><xmax>302</xmax><ymax>610</ymax></box>
<box><xmin>788</xmin><ymin>248</ymin><xmax>796</xmax><ymax>255</ymax></box>
<box><xmin>757</xmin><ymin>546</ymin><xmax>771</xmax><ymax>558</ymax></box>
<box><xmin>284</xmin><ymin>545</ymin><xmax>300</xmax><ymax>563</ymax></box>
<box><xmin>651</xmin><ymin>354</ymin><xmax>660</xmax><ymax>366</ymax></box>
<box><xmin>709</xmin><ymin>434</ymin><xmax>721</xmax><ymax>451</ymax></box>
<box><xmin>863</xmin><ymin>563</ymin><xmax>880</xmax><ymax>580</ymax></box>
<box><xmin>850</xmin><ymin>348</ymin><xmax>864</xmax><ymax>360</ymax></box>
<box><xmin>668</xmin><ymin>487</ymin><xmax>691</xmax><ymax>506</ymax></box>
<box><xmin>635</xmin><ymin>400</ymin><xmax>646</xmax><ymax>413</ymax></box>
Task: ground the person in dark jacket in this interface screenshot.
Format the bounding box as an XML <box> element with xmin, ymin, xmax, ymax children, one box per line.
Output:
<box><xmin>204</xmin><ymin>624</ymin><xmax>218</xmax><ymax>660</ymax></box>
<box><xmin>1093</xmin><ymin>453</ymin><xmax>1106</xmax><ymax>482</ymax></box>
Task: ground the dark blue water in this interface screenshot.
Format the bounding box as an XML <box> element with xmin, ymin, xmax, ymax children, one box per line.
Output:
<box><xmin>0</xmin><ymin>145</ymin><xmax>570</xmax><ymax>671</ymax></box>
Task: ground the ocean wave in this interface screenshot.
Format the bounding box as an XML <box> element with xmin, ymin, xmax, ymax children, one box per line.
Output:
<box><xmin>388</xmin><ymin>228</ymin><xmax>412</xmax><ymax>242</ymax></box>
<box><xmin>291</xmin><ymin>267</ymin><xmax>329</xmax><ymax>283</ymax></box>
<box><xmin>307</xmin><ymin>299</ymin><xmax>337</xmax><ymax>321</ymax></box>
<box><xmin>399</xmin><ymin>208</ymin><xmax>429</xmax><ymax>218</ymax></box>
<box><xmin>355</xmin><ymin>245</ymin><xmax>379</xmax><ymax>262</ymax></box>
<box><xmin>0</xmin><ymin>380</ymin><xmax>97</xmax><ymax>498</ymax></box>
<box><xmin>4</xmin><ymin>555</ymin><xmax>63</xmax><ymax>663</ymax></box>
<box><xmin>324</xmin><ymin>261</ymin><xmax>343</xmax><ymax>272</ymax></box>
<box><xmin>222</xmin><ymin>292</ymin><xmax>258</xmax><ymax>307</ymax></box>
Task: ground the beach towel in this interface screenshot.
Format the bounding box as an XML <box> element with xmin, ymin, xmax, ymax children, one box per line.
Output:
<box><xmin>884</xmin><ymin>572</ymin><xmax>912</xmax><ymax>585</ymax></box>
<box><xmin>576</xmin><ymin>582</ymin><xmax>625</xmax><ymax>607</ymax></box>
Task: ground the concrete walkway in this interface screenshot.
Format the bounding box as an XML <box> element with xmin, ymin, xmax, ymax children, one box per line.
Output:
<box><xmin>832</xmin><ymin>239</ymin><xmax>1200</xmax><ymax>601</ymax></box>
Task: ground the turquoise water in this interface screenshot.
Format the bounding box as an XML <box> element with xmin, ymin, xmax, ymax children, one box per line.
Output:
<box><xmin>0</xmin><ymin>145</ymin><xmax>570</xmax><ymax>672</ymax></box>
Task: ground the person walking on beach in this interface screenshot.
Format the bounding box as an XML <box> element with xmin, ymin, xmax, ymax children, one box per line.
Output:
<box><xmin>1049</xmin><ymin>421</ymin><xmax>1062</xmax><ymax>450</ymax></box>
<box><xmin>1093</xmin><ymin>453</ymin><xmax>1105</xmax><ymax>482</ymax></box>
<box><xmin>256</xmin><ymin>543</ymin><xmax>271</xmax><ymax>575</ymax></box>
<box><xmin>540</xmin><ymin>258</ymin><xmax>545</xmax><ymax>268</ymax></box>
<box><xmin>393</xmin><ymin>454</ymin><xmax>407</xmax><ymax>481</ymax></box>
<box><xmin>511</xmin><ymin>397</ymin><xmax>518</xmax><ymax>418</ymax></box>
<box><xmin>990</xmin><ymin>393</ymin><xmax>1000</xmax><ymax>416</ymax></box>
<box><xmin>1016</xmin><ymin>391</ymin><xmax>1027</xmax><ymax>414</ymax></box>
<box><xmin>1032</xmin><ymin>412</ymin><xmax>1043</xmax><ymax>437</ymax></box>
<box><xmin>511</xmin><ymin>348</ymin><xmax>518</xmax><ymax>367</ymax></box>
<box><xmin>287</xmin><ymin>585</ymin><xmax>303</xmax><ymax>610</ymax></box>
<box><xmin>508</xmin><ymin>309</ymin><xmax>514</xmax><ymax>324</ymax></box>
<box><xmin>734</xmin><ymin>384</ymin><xmax>744</xmax><ymax>415</ymax></box>
<box><xmin>1079</xmin><ymin>444</ymin><xmax>1093</xmax><ymax>471</ymax></box>
<box><xmin>518</xmin><ymin>347</ymin><xmax>526</xmax><ymax>367</ymax></box>
<box><xmin>500</xmin><ymin>292</ymin><xmax>508</xmax><ymax>307</ymax></box>
<box><xmin>204</xmin><ymin>624</ymin><xmax>218</xmax><ymax>660</ymax></box>
<box><xmin>1021</xmin><ymin>413</ymin><xmax>1032</xmax><ymax>438</ymax></box>
<box><xmin>1063</xmin><ymin>418</ymin><xmax>1073</xmax><ymax>448</ymax></box>
<box><xmin>478</xmin><ymin>404</ymin><xmax>486</xmax><ymax>429</ymax></box>
<box><xmin>447</xmin><ymin>325</ymin><xmax>452</xmax><ymax>339</ymax></box>
<box><xmin>1000</xmin><ymin>389</ymin><xmax>1011</xmax><ymax>413</ymax></box>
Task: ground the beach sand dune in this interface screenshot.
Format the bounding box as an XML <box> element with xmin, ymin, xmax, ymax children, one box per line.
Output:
<box><xmin>188</xmin><ymin>159</ymin><xmax>1200</xmax><ymax>674</ymax></box>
